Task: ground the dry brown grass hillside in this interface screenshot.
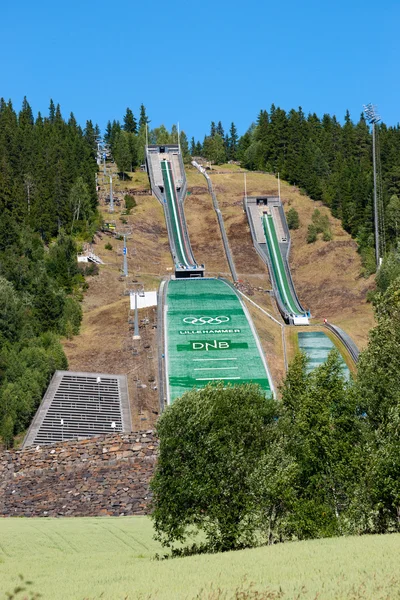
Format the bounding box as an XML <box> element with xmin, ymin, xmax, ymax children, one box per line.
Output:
<box><xmin>63</xmin><ymin>169</ymin><xmax>170</xmax><ymax>430</ymax></box>
<box><xmin>201</xmin><ymin>165</ymin><xmax>375</xmax><ymax>350</ymax></box>
<box><xmin>63</xmin><ymin>163</ymin><xmax>375</xmax><ymax>430</ymax></box>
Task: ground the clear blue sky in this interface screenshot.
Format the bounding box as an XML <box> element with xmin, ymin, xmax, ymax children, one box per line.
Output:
<box><xmin>1</xmin><ymin>0</ymin><xmax>399</xmax><ymax>140</ymax></box>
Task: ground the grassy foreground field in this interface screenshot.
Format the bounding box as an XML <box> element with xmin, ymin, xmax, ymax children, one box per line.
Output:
<box><xmin>0</xmin><ymin>517</ymin><xmax>399</xmax><ymax>599</ymax></box>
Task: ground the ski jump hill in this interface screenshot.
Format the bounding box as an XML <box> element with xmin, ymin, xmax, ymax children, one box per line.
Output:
<box><xmin>146</xmin><ymin>144</ymin><xmax>204</xmax><ymax>278</ymax></box>
<box><xmin>145</xmin><ymin>144</ymin><xmax>275</xmax><ymax>403</ymax></box>
<box><xmin>244</xmin><ymin>195</ymin><xmax>310</xmax><ymax>325</ymax></box>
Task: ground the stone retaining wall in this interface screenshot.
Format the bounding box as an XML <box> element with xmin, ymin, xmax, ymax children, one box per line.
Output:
<box><xmin>0</xmin><ymin>432</ymin><xmax>158</xmax><ymax>517</ymax></box>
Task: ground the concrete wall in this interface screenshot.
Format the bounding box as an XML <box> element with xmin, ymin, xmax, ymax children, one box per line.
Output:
<box><xmin>0</xmin><ymin>432</ymin><xmax>158</xmax><ymax>517</ymax></box>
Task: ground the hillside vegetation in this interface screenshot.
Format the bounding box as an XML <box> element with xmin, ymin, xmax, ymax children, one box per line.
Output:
<box><xmin>0</xmin><ymin>98</ymin><xmax>99</xmax><ymax>447</ymax></box>
<box><xmin>1</xmin><ymin>517</ymin><xmax>399</xmax><ymax>600</ymax></box>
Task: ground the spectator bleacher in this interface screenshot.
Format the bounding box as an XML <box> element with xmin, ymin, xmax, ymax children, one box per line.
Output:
<box><xmin>23</xmin><ymin>371</ymin><xmax>131</xmax><ymax>447</ymax></box>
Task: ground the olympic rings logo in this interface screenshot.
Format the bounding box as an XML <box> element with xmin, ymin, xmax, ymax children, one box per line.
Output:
<box><xmin>182</xmin><ymin>316</ymin><xmax>230</xmax><ymax>325</ymax></box>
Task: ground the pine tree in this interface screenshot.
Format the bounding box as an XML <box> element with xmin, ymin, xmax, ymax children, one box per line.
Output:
<box><xmin>48</xmin><ymin>99</ymin><xmax>55</xmax><ymax>123</ymax></box>
<box><xmin>84</xmin><ymin>120</ymin><xmax>97</xmax><ymax>151</ymax></box>
<box><xmin>228</xmin><ymin>122</ymin><xmax>238</xmax><ymax>160</ymax></box>
<box><xmin>109</xmin><ymin>120</ymin><xmax>121</xmax><ymax>156</ymax></box>
<box><xmin>68</xmin><ymin>113</ymin><xmax>78</xmax><ymax>129</ymax></box>
<box><xmin>104</xmin><ymin>120</ymin><xmax>112</xmax><ymax>144</ymax></box>
<box><xmin>216</xmin><ymin>121</ymin><xmax>224</xmax><ymax>138</ymax></box>
<box><xmin>139</xmin><ymin>104</ymin><xmax>150</xmax><ymax>130</ymax></box>
<box><xmin>18</xmin><ymin>97</ymin><xmax>34</xmax><ymax>128</ymax></box>
<box><xmin>190</xmin><ymin>137</ymin><xmax>196</xmax><ymax>156</ymax></box>
<box><xmin>123</xmin><ymin>107</ymin><xmax>137</xmax><ymax>134</ymax></box>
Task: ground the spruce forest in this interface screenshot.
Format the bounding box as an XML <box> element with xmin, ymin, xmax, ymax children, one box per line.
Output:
<box><xmin>0</xmin><ymin>98</ymin><xmax>98</xmax><ymax>446</ymax></box>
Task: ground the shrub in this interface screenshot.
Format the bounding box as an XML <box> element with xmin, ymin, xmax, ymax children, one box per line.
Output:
<box><xmin>125</xmin><ymin>195</ymin><xmax>136</xmax><ymax>211</ymax></box>
<box><xmin>60</xmin><ymin>296</ymin><xmax>82</xmax><ymax>337</ymax></box>
<box><xmin>78</xmin><ymin>262</ymin><xmax>99</xmax><ymax>276</ymax></box>
<box><xmin>287</xmin><ymin>207</ymin><xmax>300</xmax><ymax>230</ymax></box>
<box><xmin>360</xmin><ymin>246</ymin><xmax>377</xmax><ymax>277</ymax></box>
<box><xmin>105</xmin><ymin>242</ymin><xmax>113</xmax><ymax>251</ymax></box>
<box><xmin>310</xmin><ymin>209</ymin><xmax>332</xmax><ymax>242</ymax></box>
<box><xmin>307</xmin><ymin>224</ymin><xmax>318</xmax><ymax>243</ymax></box>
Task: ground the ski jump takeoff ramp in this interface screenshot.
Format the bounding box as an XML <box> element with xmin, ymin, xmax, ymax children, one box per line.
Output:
<box><xmin>146</xmin><ymin>144</ymin><xmax>204</xmax><ymax>278</ymax></box>
<box><xmin>245</xmin><ymin>195</ymin><xmax>310</xmax><ymax>325</ymax></box>
<box><xmin>164</xmin><ymin>278</ymin><xmax>274</xmax><ymax>404</ymax></box>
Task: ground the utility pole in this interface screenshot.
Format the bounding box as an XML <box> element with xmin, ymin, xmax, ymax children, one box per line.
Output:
<box><xmin>363</xmin><ymin>103</ymin><xmax>382</xmax><ymax>269</ymax></box>
<box><xmin>123</xmin><ymin>235</ymin><xmax>128</xmax><ymax>277</ymax></box>
<box><xmin>133</xmin><ymin>292</ymin><xmax>140</xmax><ymax>340</ymax></box>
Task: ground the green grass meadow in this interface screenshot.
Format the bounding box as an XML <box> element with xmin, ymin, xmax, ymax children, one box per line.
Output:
<box><xmin>0</xmin><ymin>517</ymin><xmax>399</xmax><ymax>599</ymax></box>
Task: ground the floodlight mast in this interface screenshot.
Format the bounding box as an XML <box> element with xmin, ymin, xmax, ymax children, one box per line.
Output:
<box><xmin>363</xmin><ymin>103</ymin><xmax>381</xmax><ymax>269</ymax></box>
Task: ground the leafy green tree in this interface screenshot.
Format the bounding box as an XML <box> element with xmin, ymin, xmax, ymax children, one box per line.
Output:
<box><xmin>357</xmin><ymin>277</ymin><xmax>400</xmax><ymax>427</ymax></box>
<box><xmin>375</xmin><ymin>249</ymin><xmax>400</xmax><ymax>293</ymax></box>
<box><xmin>202</xmin><ymin>133</ymin><xmax>226</xmax><ymax>165</ymax></box>
<box><xmin>152</xmin><ymin>124</ymin><xmax>170</xmax><ymax>145</ymax></box>
<box><xmin>363</xmin><ymin>404</ymin><xmax>400</xmax><ymax>532</ymax></box>
<box><xmin>386</xmin><ymin>194</ymin><xmax>400</xmax><ymax>243</ymax></box>
<box><xmin>170</xmin><ymin>124</ymin><xmax>178</xmax><ymax>144</ymax></box>
<box><xmin>151</xmin><ymin>383</ymin><xmax>278</xmax><ymax>553</ymax></box>
<box><xmin>279</xmin><ymin>352</ymin><xmax>362</xmax><ymax>539</ymax></box>
<box><xmin>180</xmin><ymin>131</ymin><xmax>190</xmax><ymax>163</ymax></box>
